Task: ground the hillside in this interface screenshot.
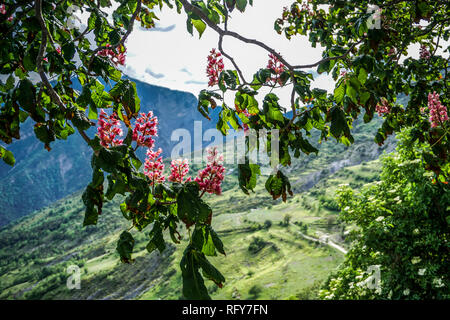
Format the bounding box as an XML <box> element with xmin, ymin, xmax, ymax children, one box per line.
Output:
<box><xmin>0</xmin><ymin>111</ymin><xmax>393</xmax><ymax>299</ymax></box>
<box><xmin>0</xmin><ymin>157</ymin><xmax>382</xmax><ymax>300</ymax></box>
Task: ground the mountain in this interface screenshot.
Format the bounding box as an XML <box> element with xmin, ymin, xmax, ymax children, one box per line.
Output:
<box><xmin>0</xmin><ymin>110</ymin><xmax>395</xmax><ymax>299</ymax></box>
<box><xmin>0</xmin><ymin>78</ymin><xmax>220</xmax><ymax>226</ymax></box>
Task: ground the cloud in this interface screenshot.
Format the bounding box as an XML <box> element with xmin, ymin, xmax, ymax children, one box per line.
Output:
<box><xmin>145</xmin><ymin>67</ymin><xmax>165</xmax><ymax>79</ymax></box>
<box><xmin>180</xmin><ymin>68</ymin><xmax>193</xmax><ymax>76</ymax></box>
<box><xmin>185</xmin><ymin>80</ymin><xmax>207</xmax><ymax>85</ymax></box>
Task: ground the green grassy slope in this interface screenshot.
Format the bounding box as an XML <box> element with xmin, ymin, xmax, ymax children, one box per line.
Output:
<box><xmin>0</xmin><ymin>158</ymin><xmax>381</xmax><ymax>300</ymax></box>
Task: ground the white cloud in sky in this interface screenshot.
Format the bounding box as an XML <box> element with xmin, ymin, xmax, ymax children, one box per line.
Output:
<box><xmin>121</xmin><ymin>0</ymin><xmax>329</xmax><ymax>105</ymax></box>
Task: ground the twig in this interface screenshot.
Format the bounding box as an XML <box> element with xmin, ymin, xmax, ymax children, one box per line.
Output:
<box><xmin>35</xmin><ymin>0</ymin><xmax>95</xmax><ymax>153</ymax></box>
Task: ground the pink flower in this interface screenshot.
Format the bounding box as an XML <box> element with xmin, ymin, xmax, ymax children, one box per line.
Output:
<box><xmin>56</xmin><ymin>46</ymin><xmax>61</xmax><ymax>54</ymax></box>
<box><xmin>43</xmin><ymin>57</ymin><xmax>48</xmax><ymax>62</ymax></box>
<box><xmin>420</xmin><ymin>45</ymin><xmax>431</xmax><ymax>60</ymax></box>
<box><xmin>195</xmin><ymin>147</ymin><xmax>225</xmax><ymax>195</ymax></box>
<box><xmin>428</xmin><ymin>92</ymin><xmax>448</xmax><ymax>128</ymax></box>
<box><xmin>96</xmin><ymin>109</ymin><xmax>123</xmax><ymax>148</ymax></box>
<box><xmin>144</xmin><ymin>148</ymin><xmax>165</xmax><ymax>186</ymax></box>
<box><xmin>376</xmin><ymin>98</ymin><xmax>391</xmax><ymax>116</ymax></box>
<box><xmin>97</xmin><ymin>44</ymin><xmax>126</xmax><ymax>66</ymax></box>
<box><xmin>206</xmin><ymin>48</ymin><xmax>224</xmax><ymax>87</ymax></box>
<box><xmin>0</xmin><ymin>4</ymin><xmax>6</xmax><ymax>15</ymax></box>
<box><xmin>267</xmin><ymin>53</ymin><xmax>286</xmax><ymax>85</ymax></box>
<box><xmin>168</xmin><ymin>158</ymin><xmax>190</xmax><ymax>183</ymax></box>
<box><xmin>132</xmin><ymin>111</ymin><xmax>158</xmax><ymax>149</ymax></box>
<box><xmin>7</xmin><ymin>15</ymin><xmax>12</xmax><ymax>22</ymax></box>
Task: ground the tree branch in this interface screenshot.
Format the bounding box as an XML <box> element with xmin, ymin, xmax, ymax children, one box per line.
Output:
<box><xmin>179</xmin><ymin>0</ymin><xmax>365</xmax><ymax>73</ymax></box>
<box><xmin>218</xmin><ymin>35</ymin><xmax>247</xmax><ymax>84</ymax></box>
<box><xmin>35</xmin><ymin>0</ymin><xmax>65</xmax><ymax>111</ymax></box>
<box><xmin>35</xmin><ymin>0</ymin><xmax>95</xmax><ymax>151</ymax></box>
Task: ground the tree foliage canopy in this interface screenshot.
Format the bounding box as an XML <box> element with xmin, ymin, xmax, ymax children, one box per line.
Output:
<box><xmin>0</xmin><ymin>0</ymin><xmax>449</xmax><ymax>299</ymax></box>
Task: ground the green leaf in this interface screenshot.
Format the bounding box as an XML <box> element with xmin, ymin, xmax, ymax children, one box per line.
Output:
<box><xmin>236</xmin><ymin>0</ymin><xmax>247</xmax><ymax>12</ymax></box>
<box><xmin>202</xmin><ymin>229</ymin><xmax>216</xmax><ymax>256</ymax></box>
<box><xmin>34</xmin><ymin>124</ymin><xmax>55</xmax><ymax>145</ymax></box>
<box><xmin>195</xmin><ymin>252</ymin><xmax>225</xmax><ymax>287</ymax></box>
<box><xmin>360</xmin><ymin>92</ymin><xmax>371</xmax><ymax>105</ymax></box>
<box><xmin>238</xmin><ymin>163</ymin><xmax>260</xmax><ymax>194</ymax></box>
<box><xmin>16</xmin><ymin>79</ymin><xmax>36</xmax><ymax>112</ymax></box>
<box><xmin>110</xmin><ymin>79</ymin><xmax>140</xmax><ymax>114</ymax></box>
<box><xmin>72</xmin><ymin>109</ymin><xmax>92</xmax><ymax>131</ymax></box>
<box><xmin>177</xmin><ymin>182</ymin><xmax>212</xmax><ymax>225</ymax></box>
<box><xmin>334</xmin><ymin>82</ymin><xmax>345</xmax><ymax>104</ymax></box>
<box><xmin>62</xmin><ymin>42</ymin><xmax>76</xmax><ymax>61</ymax></box>
<box><xmin>146</xmin><ymin>222</ymin><xmax>166</xmax><ymax>254</ymax></box>
<box><xmin>358</xmin><ymin>68</ymin><xmax>368</xmax><ymax>85</ymax></box>
<box><xmin>265</xmin><ymin>170</ymin><xmax>293</xmax><ymax>202</ymax></box>
<box><xmin>0</xmin><ymin>146</ymin><xmax>15</xmax><ymax>166</ymax></box>
<box><xmin>346</xmin><ymin>85</ymin><xmax>358</xmax><ymax>104</ymax></box>
<box><xmin>192</xmin><ymin>19</ymin><xmax>206</xmax><ymax>38</ymax></box>
<box><xmin>82</xmin><ymin>184</ymin><xmax>103</xmax><ymax>226</ymax></box>
<box><xmin>94</xmin><ymin>147</ymin><xmax>124</xmax><ymax>173</ymax></box>
<box><xmin>180</xmin><ymin>246</ymin><xmax>211</xmax><ymax>300</ymax></box>
<box><xmin>116</xmin><ymin>231</ymin><xmax>135</xmax><ymax>263</ymax></box>
<box><xmin>209</xmin><ymin>226</ymin><xmax>225</xmax><ymax>255</ymax></box>
<box><xmin>317</xmin><ymin>60</ymin><xmax>330</xmax><ymax>74</ymax></box>
<box><xmin>263</xmin><ymin>93</ymin><xmax>284</xmax><ymax>122</ymax></box>
<box><xmin>330</xmin><ymin>106</ymin><xmax>348</xmax><ymax>139</ymax></box>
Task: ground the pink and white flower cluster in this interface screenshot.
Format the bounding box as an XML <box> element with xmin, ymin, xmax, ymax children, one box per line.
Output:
<box><xmin>144</xmin><ymin>148</ymin><xmax>165</xmax><ymax>186</ymax></box>
<box><xmin>0</xmin><ymin>3</ymin><xmax>12</xmax><ymax>21</ymax></box>
<box><xmin>97</xmin><ymin>109</ymin><xmax>123</xmax><ymax>148</ymax></box>
<box><xmin>168</xmin><ymin>158</ymin><xmax>191</xmax><ymax>184</ymax></box>
<box><xmin>132</xmin><ymin>111</ymin><xmax>158</xmax><ymax>149</ymax></box>
<box><xmin>420</xmin><ymin>45</ymin><xmax>431</xmax><ymax>60</ymax></box>
<box><xmin>195</xmin><ymin>147</ymin><xmax>225</xmax><ymax>195</ymax></box>
<box><xmin>428</xmin><ymin>92</ymin><xmax>448</xmax><ymax>128</ymax></box>
<box><xmin>376</xmin><ymin>98</ymin><xmax>391</xmax><ymax>116</ymax></box>
<box><xmin>267</xmin><ymin>53</ymin><xmax>286</xmax><ymax>86</ymax></box>
<box><xmin>97</xmin><ymin>44</ymin><xmax>126</xmax><ymax>66</ymax></box>
<box><xmin>96</xmin><ymin>110</ymin><xmax>226</xmax><ymax>193</ymax></box>
<box><xmin>206</xmin><ymin>48</ymin><xmax>224</xmax><ymax>87</ymax></box>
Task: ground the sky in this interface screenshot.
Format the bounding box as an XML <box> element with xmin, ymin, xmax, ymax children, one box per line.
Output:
<box><xmin>110</xmin><ymin>0</ymin><xmax>329</xmax><ymax>106</ymax></box>
<box><xmin>107</xmin><ymin>2</ymin><xmax>448</xmax><ymax>105</ymax></box>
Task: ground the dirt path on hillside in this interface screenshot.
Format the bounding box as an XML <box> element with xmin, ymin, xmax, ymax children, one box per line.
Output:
<box><xmin>296</xmin><ymin>231</ymin><xmax>348</xmax><ymax>254</ymax></box>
